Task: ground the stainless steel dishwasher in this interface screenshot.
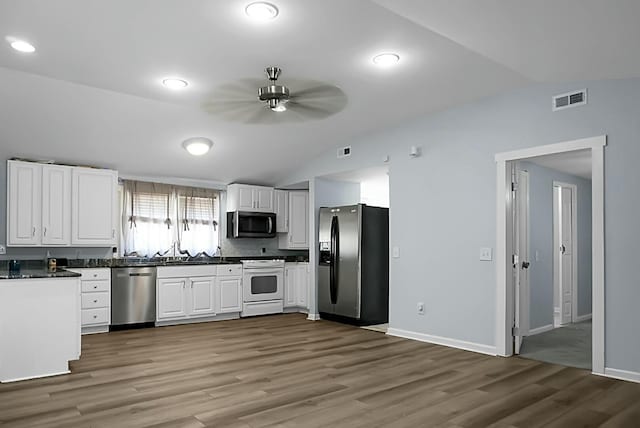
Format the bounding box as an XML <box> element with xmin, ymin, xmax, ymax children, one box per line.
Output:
<box><xmin>111</xmin><ymin>267</ymin><xmax>157</xmax><ymax>328</ymax></box>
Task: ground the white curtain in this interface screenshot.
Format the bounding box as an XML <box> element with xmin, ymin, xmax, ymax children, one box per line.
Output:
<box><xmin>121</xmin><ymin>180</ymin><xmax>219</xmax><ymax>257</ymax></box>
<box><xmin>176</xmin><ymin>186</ymin><xmax>219</xmax><ymax>257</ymax></box>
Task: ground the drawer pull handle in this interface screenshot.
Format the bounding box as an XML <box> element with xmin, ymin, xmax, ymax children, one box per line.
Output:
<box><xmin>93</xmin><ymin>285</ymin><xmax>98</xmax><ymax>289</ymax></box>
<box><xmin>93</xmin><ymin>274</ymin><xmax>97</xmax><ymax>277</ymax></box>
<box><xmin>93</xmin><ymin>300</ymin><xmax>98</xmax><ymax>303</ymax></box>
<box><xmin>93</xmin><ymin>315</ymin><xmax>97</xmax><ymax>319</ymax></box>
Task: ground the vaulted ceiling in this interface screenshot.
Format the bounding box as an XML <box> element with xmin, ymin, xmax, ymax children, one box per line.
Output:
<box><xmin>0</xmin><ymin>0</ymin><xmax>637</xmax><ymax>185</ymax></box>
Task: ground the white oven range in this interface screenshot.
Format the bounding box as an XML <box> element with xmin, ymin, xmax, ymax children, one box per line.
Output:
<box><xmin>241</xmin><ymin>259</ymin><xmax>285</xmax><ymax>317</ymax></box>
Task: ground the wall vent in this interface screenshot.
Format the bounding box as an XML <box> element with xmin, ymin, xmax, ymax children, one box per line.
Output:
<box><xmin>553</xmin><ymin>89</ymin><xmax>587</xmax><ymax>111</ymax></box>
<box><xmin>337</xmin><ymin>146</ymin><xmax>351</xmax><ymax>158</ymax></box>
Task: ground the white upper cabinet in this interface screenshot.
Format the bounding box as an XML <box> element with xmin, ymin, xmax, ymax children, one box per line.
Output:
<box><xmin>71</xmin><ymin>167</ymin><xmax>118</xmax><ymax>246</ymax></box>
<box><xmin>274</xmin><ymin>190</ymin><xmax>289</xmax><ymax>233</ymax></box>
<box><xmin>41</xmin><ymin>165</ymin><xmax>71</xmax><ymax>246</ymax></box>
<box><xmin>227</xmin><ymin>184</ymin><xmax>274</xmax><ymax>213</ymax></box>
<box><xmin>279</xmin><ymin>191</ymin><xmax>309</xmax><ymax>249</ymax></box>
<box><xmin>7</xmin><ymin>161</ymin><xmax>42</xmax><ymax>246</ymax></box>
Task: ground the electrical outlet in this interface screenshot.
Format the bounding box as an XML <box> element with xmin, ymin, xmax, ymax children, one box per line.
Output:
<box><xmin>0</xmin><ymin>245</ymin><xmax>5</xmax><ymax>255</ymax></box>
<box><xmin>392</xmin><ymin>246</ymin><xmax>400</xmax><ymax>258</ymax></box>
<box><xmin>417</xmin><ymin>302</ymin><xmax>425</xmax><ymax>315</ymax></box>
<box><xmin>479</xmin><ymin>247</ymin><xmax>493</xmax><ymax>261</ymax></box>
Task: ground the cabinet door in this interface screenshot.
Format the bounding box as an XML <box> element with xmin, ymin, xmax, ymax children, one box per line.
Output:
<box><xmin>7</xmin><ymin>161</ymin><xmax>42</xmax><ymax>246</ymax></box>
<box><xmin>216</xmin><ymin>277</ymin><xmax>242</xmax><ymax>313</ymax></box>
<box><xmin>288</xmin><ymin>192</ymin><xmax>309</xmax><ymax>248</ymax></box>
<box><xmin>237</xmin><ymin>186</ymin><xmax>255</xmax><ymax>211</ymax></box>
<box><xmin>284</xmin><ymin>265</ymin><xmax>297</xmax><ymax>308</ymax></box>
<box><xmin>41</xmin><ymin>165</ymin><xmax>71</xmax><ymax>245</ymax></box>
<box><xmin>157</xmin><ymin>278</ymin><xmax>188</xmax><ymax>320</ymax></box>
<box><xmin>189</xmin><ymin>277</ymin><xmax>216</xmax><ymax>317</ymax></box>
<box><xmin>296</xmin><ymin>264</ymin><xmax>309</xmax><ymax>308</ymax></box>
<box><xmin>274</xmin><ymin>190</ymin><xmax>289</xmax><ymax>232</ymax></box>
<box><xmin>71</xmin><ymin>168</ymin><xmax>117</xmax><ymax>246</ymax></box>
<box><xmin>255</xmin><ymin>187</ymin><xmax>273</xmax><ymax>212</ymax></box>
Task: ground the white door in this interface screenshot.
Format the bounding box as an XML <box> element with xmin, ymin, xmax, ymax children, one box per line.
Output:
<box><xmin>284</xmin><ymin>264</ymin><xmax>297</xmax><ymax>307</ymax></box>
<box><xmin>71</xmin><ymin>168</ymin><xmax>117</xmax><ymax>246</ymax></box>
<box><xmin>296</xmin><ymin>264</ymin><xmax>309</xmax><ymax>308</ymax></box>
<box><xmin>216</xmin><ymin>277</ymin><xmax>242</xmax><ymax>313</ymax></box>
<box><xmin>274</xmin><ymin>190</ymin><xmax>289</xmax><ymax>232</ymax></box>
<box><xmin>288</xmin><ymin>192</ymin><xmax>309</xmax><ymax>249</ymax></box>
<box><xmin>237</xmin><ymin>186</ymin><xmax>255</xmax><ymax>211</ymax></box>
<box><xmin>7</xmin><ymin>161</ymin><xmax>41</xmax><ymax>246</ymax></box>
<box><xmin>255</xmin><ymin>187</ymin><xmax>273</xmax><ymax>212</ymax></box>
<box><xmin>189</xmin><ymin>277</ymin><xmax>216</xmax><ymax>316</ymax></box>
<box><xmin>514</xmin><ymin>170</ymin><xmax>530</xmax><ymax>354</ymax></box>
<box><xmin>41</xmin><ymin>165</ymin><xmax>71</xmax><ymax>245</ymax></box>
<box><xmin>157</xmin><ymin>278</ymin><xmax>188</xmax><ymax>320</ymax></box>
<box><xmin>560</xmin><ymin>187</ymin><xmax>574</xmax><ymax>325</ymax></box>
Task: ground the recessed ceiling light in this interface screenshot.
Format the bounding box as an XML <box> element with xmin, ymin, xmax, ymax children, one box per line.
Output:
<box><xmin>162</xmin><ymin>78</ymin><xmax>188</xmax><ymax>89</ymax></box>
<box><xmin>182</xmin><ymin>137</ymin><xmax>213</xmax><ymax>156</ymax></box>
<box><xmin>373</xmin><ymin>53</ymin><xmax>400</xmax><ymax>67</ymax></box>
<box><xmin>245</xmin><ymin>2</ymin><xmax>279</xmax><ymax>20</ymax></box>
<box><xmin>7</xmin><ymin>38</ymin><xmax>36</xmax><ymax>53</ymax></box>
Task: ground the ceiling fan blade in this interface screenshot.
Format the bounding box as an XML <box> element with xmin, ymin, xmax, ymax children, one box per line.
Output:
<box><xmin>286</xmin><ymin>101</ymin><xmax>335</xmax><ymax>119</ymax></box>
<box><xmin>287</xmin><ymin>80</ymin><xmax>346</xmax><ymax>100</ymax></box>
<box><xmin>245</xmin><ymin>104</ymin><xmax>278</xmax><ymax>124</ymax></box>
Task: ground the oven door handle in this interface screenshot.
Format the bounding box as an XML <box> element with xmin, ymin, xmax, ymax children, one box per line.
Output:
<box><xmin>244</xmin><ymin>269</ymin><xmax>283</xmax><ymax>275</ymax></box>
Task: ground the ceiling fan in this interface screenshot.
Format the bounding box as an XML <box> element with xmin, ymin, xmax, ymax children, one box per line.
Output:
<box><xmin>202</xmin><ymin>66</ymin><xmax>347</xmax><ymax>124</ymax></box>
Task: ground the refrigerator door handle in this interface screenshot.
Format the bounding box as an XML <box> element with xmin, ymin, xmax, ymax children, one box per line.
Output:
<box><xmin>330</xmin><ymin>215</ymin><xmax>339</xmax><ymax>304</ymax></box>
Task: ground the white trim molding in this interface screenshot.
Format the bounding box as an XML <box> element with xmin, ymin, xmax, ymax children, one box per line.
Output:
<box><xmin>529</xmin><ymin>324</ymin><xmax>554</xmax><ymax>336</ymax></box>
<box><xmin>576</xmin><ymin>313</ymin><xmax>593</xmax><ymax>322</ymax></box>
<box><xmin>307</xmin><ymin>313</ymin><xmax>321</xmax><ymax>321</ymax></box>
<box><xmin>495</xmin><ymin>135</ymin><xmax>606</xmax><ymax>376</ymax></box>
<box><xmin>387</xmin><ymin>328</ymin><xmax>497</xmax><ymax>356</ymax></box>
<box><xmin>602</xmin><ymin>368</ymin><xmax>640</xmax><ymax>384</ymax></box>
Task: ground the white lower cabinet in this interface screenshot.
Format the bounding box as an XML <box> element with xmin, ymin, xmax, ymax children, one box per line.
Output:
<box><xmin>156</xmin><ymin>265</ymin><xmax>242</xmax><ymax>325</ymax></box>
<box><xmin>67</xmin><ymin>268</ymin><xmax>111</xmax><ymax>334</ymax></box>
<box><xmin>284</xmin><ymin>262</ymin><xmax>309</xmax><ymax>311</ymax></box>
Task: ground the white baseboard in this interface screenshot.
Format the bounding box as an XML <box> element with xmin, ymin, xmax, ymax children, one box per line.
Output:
<box><xmin>529</xmin><ymin>324</ymin><xmax>554</xmax><ymax>336</ymax></box>
<box><xmin>603</xmin><ymin>367</ymin><xmax>640</xmax><ymax>384</ymax></box>
<box><xmin>386</xmin><ymin>328</ymin><xmax>497</xmax><ymax>356</ymax></box>
<box><xmin>307</xmin><ymin>313</ymin><xmax>321</xmax><ymax>321</ymax></box>
<box><xmin>575</xmin><ymin>313</ymin><xmax>592</xmax><ymax>322</ymax></box>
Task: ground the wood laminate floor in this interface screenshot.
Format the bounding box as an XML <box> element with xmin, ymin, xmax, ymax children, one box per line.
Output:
<box><xmin>1</xmin><ymin>314</ymin><xmax>639</xmax><ymax>427</ymax></box>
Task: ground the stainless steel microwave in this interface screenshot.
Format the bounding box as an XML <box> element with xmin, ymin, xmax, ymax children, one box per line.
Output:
<box><xmin>227</xmin><ymin>211</ymin><xmax>276</xmax><ymax>238</ymax></box>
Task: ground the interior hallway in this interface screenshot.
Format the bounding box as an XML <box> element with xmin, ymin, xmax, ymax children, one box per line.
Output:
<box><xmin>519</xmin><ymin>320</ymin><xmax>592</xmax><ymax>370</ymax></box>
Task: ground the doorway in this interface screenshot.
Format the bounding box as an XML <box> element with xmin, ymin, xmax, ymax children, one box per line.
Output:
<box><xmin>495</xmin><ymin>136</ymin><xmax>605</xmax><ymax>375</ymax></box>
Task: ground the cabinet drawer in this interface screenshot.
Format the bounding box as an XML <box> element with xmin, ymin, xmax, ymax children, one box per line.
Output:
<box><xmin>82</xmin><ymin>308</ymin><xmax>109</xmax><ymax>326</ymax></box>
<box><xmin>81</xmin><ymin>279</ymin><xmax>110</xmax><ymax>293</ymax></box>
<box><xmin>217</xmin><ymin>264</ymin><xmax>242</xmax><ymax>276</ymax></box>
<box><xmin>81</xmin><ymin>292</ymin><xmax>109</xmax><ymax>309</ymax></box>
<box><xmin>70</xmin><ymin>268</ymin><xmax>110</xmax><ymax>281</ymax></box>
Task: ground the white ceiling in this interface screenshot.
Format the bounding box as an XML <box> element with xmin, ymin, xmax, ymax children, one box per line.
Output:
<box><xmin>526</xmin><ymin>149</ymin><xmax>592</xmax><ymax>179</ymax></box>
<box><xmin>0</xmin><ymin>1</ymin><xmax>636</xmax><ymax>184</ymax></box>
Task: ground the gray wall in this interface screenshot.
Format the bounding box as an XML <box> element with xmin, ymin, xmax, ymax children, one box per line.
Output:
<box><xmin>518</xmin><ymin>162</ymin><xmax>592</xmax><ymax>330</ymax></box>
<box><xmin>280</xmin><ymin>78</ymin><xmax>640</xmax><ymax>374</ymax></box>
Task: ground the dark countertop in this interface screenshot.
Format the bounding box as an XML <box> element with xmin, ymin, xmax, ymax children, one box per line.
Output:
<box><xmin>0</xmin><ymin>268</ymin><xmax>81</xmax><ymax>280</ymax></box>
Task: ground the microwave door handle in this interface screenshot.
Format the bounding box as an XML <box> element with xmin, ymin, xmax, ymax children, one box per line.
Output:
<box><xmin>234</xmin><ymin>211</ymin><xmax>239</xmax><ymax>238</ymax></box>
<box><xmin>268</xmin><ymin>217</ymin><xmax>273</xmax><ymax>234</ymax></box>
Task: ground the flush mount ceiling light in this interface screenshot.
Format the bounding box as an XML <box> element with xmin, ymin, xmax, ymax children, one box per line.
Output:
<box><xmin>162</xmin><ymin>78</ymin><xmax>188</xmax><ymax>89</ymax></box>
<box><xmin>182</xmin><ymin>137</ymin><xmax>213</xmax><ymax>156</ymax></box>
<box><xmin>6</xmin><ymin>37</ymin><xmax>36</xmax><ymax>53</ymax></box>
<box><xmin>245</xmin><ymin>2</ymin><xmax>279</xmax><ymax>20</ymax></box>
<box><xmin>372</xmin><ymin>53</ymin><xmax>400</xmax><ymax>67</ymax></box>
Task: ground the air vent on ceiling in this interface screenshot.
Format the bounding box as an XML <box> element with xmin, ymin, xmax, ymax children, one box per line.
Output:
<box><xmin>553</xmin><ymin>89</ymin><xmax>587</xmax><ymax>111</ymax></box>
<box><xmin>337</xmin><ymin>146</ymin><xmax>351</xmax><ymax>158</ymax></box>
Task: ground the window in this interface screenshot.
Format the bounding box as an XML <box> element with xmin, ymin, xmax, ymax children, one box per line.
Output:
<box><xmin>121</xmin><ymin>180</ymin><xmax>219</xmax><ymax>257</ymax></box>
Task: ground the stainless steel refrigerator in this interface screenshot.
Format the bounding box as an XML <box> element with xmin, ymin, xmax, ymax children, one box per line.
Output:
<box><xmin>318</xmin><ymin>204</ymin><xmax>389</xmax><ymax>325</ymax></box>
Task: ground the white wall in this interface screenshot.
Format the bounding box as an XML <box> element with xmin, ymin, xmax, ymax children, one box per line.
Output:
<box><xmin>280</xmin><ymin>78</ymin><xmax>640</xmax><ymax>374</ymax></box>
<box><xmin>518</xmin><ymin>161</ymin><xmax>592</xmax><ymax>330</ymax></box>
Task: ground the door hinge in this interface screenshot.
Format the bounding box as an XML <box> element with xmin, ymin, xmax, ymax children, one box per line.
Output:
<box><xmin>512</xmin><ymin>254</ymin><xmax>519</xmax><ymax>267</ymax></box>
<box><xmin>512</xmin><ymin>326</ymin><xmax>520</xmax><ymax>336</ymax></box>
<box><xmin>511</xmin><ymin>182</ymin><xmax>518</xmax><ymax>192</ymax></box>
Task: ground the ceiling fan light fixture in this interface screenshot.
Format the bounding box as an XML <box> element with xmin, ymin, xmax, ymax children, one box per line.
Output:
<box><xmin>182</xmin><ymin>137</ymin><xmax>213</xmax><ymax>156</ymax></box>
<box><xmin>271</xmin><ymin>101</ymin><xmax>287</xmax><ymax>112</ymax></box>
<box><xmin>7</xmin><ymin>37</ymin><xmax>36</xmax><ymax>53</ymax></box>
<box><xmin>373</xmin><ymin>53</ymin><xmax>400</xmax><ymax>67</ymax></box>
<box><xmin>245</xmin><ymin>2</ymin><xmax>279</xmax><ymax>20</ymax></box>
<box><xmin>162</xmin><ymin>78</ymin><xmax>189</xmax><ymax>89</ymax></box>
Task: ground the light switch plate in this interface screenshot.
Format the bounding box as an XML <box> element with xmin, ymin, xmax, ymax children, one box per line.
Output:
<box><xmin>0</xmin><ymin>245</ymin><xmax>5</xmax><ymax>255</ymax></box>
<box><xmin>392</xmin><ymin>246</ymin><xmax>400</xmax><ymax>258</ymax></box>
<box><xmin>479</xmin><ymin>247</ymin><xmax>492</xmax><ymax>261</ymax></box>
